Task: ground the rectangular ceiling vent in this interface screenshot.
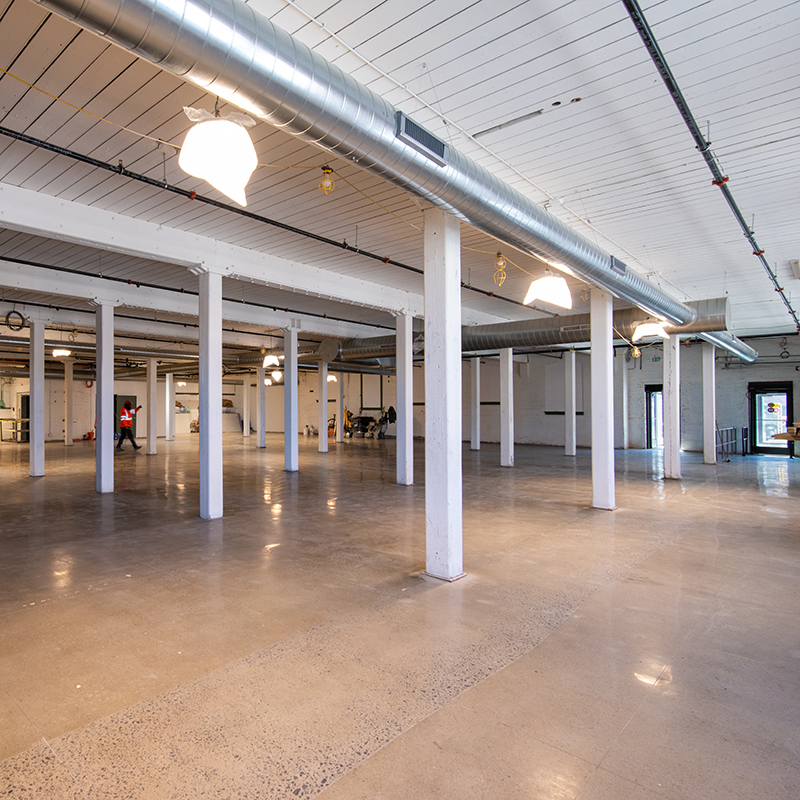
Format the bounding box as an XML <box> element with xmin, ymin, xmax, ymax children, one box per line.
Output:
<box><xmin>396</xmin><ymin>112</ymin><xmax>448</xmax><ymax>167</ymax></box>
<box><xmin>610</xmin><ymin>256</ymin><xmax>628</xmax><ymax>276</ymax></box>
<box><xmin>560</xmin><ymin>324</ymin><xmax>591</xmax><ymax>333</ymax></box>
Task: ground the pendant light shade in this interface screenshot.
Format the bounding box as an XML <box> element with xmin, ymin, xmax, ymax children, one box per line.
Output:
<box><xmin>523</xmin><ymin>272</ymin><xmax>572</xmax><ymax>309</ymax></box>
<box><xmin>178</xmin><ymin>107</ymin><xmax>258</xmax><ymax>206</ymax></box>
<box><xmin>632</xmin><ymin>322</ymin><xmax>669</xmax><ymax>341</ymax></box>
<box><xmin>262</xmin><ymin>354</ymin><xmax>280</xmax><ymax>368</ymax></box>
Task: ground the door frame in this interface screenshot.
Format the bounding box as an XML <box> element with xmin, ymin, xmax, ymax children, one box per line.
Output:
<box><xmin>645</xmin><ymin>383</ymin><xmax>663</xmax><ymax>449</ymax></box>
<box><xmin>748</xmin><ymin>381</ymin><xmax>794</xmax><ymax>456</ymax></box>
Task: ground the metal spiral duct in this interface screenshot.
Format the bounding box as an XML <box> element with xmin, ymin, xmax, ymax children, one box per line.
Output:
<box><xmin>33</xmin><ymin>0</ymin><xmax>695</xmax><ymax>326</ymax></box>
<box><xmin>326</xmin><ymin>298</ymin><xmax>737</xmax><ymax>361</ymax></box>
<box><xmin>699</xmin><ymin>332</ymin><xmax>757</xmax><ymax>363</ymax></box>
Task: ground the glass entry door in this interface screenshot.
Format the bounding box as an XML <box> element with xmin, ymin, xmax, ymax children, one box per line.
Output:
<box><xmin>749</xmin><ymin>383</ymin><xmax>794</xmax><ymax>455</ymax></box>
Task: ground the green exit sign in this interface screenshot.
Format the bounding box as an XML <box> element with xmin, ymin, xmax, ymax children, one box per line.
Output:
<box><xmin>652</xmin><ymin>356</ymin><xmax>661</xmax><ymax>362</ymax></box>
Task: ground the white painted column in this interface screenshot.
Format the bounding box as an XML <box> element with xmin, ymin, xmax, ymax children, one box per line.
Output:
<box><xmin>63</xmin><ymin>358</ymin><xmax>74</xmax><ymax>446</ymax></box>
<box><xmin>284</xmin><ymin>327</ymin><xmax>299</xmax><ymax>472</ymax></box>
<box><xmin>257</xmin><ymin>366</ymin><xmax>266</xmax><ymax>448</ymax></box>
<box><xmin>165</xmin><ymin>372</ymin><xmax>174</xmax><ymax>441</ymax></box>
<box><xmin>29</xmin><ymin>319</ymin><xmax>45</xmax><ymax>477</ymax></box>
<box><xmin>336</xmin><ymin>376</ymin><xmax>344</xmax><ymax>443</ymax></box>
<box><xmin>500</xmin><ymin>348</ymin><xmax>514</xmax><ymax>467</ymax></box>
<box><xmin>198</xmin><ymin>268</ymin><xmax>223</xmax><ymax>519</ymax></box>
<box><xmin>95</xmin><ymin>302</ymin><xmax>115</xmax><ymax>493</ymax></box>
<box><xmin>242</xmin><ymin>377</ymin><xmax>251</xmax><ymax>438</ymax></box>
<box><xmin>470</xmin><ymin>356</ymin><xmax>481</xmax><ymax>451</ymax></box>
<box><xmin>590</xmin><ymin>289</ymin><xmax>615</xmax><ymax>510</ymax></box>
<box><xmin>423</xmin><ymin>207</ymin><xmax>463</xmax><ymax>581</ymax></box>
<box><xmin>663</xmin><ymin>334</ymin><xmax>682</xmax><ymax>479</ymax></box>
<box><xmin>396</xmin><ymin>312</ymin><xmax>414</xmax><ymax>484</ymax></box>
<box><xmin>318</xmin><ymin>362</ymin><xmax>329</xmax><ymax>453</ymax></box>
<box><xmin>565</xmin><ymin>349</ymin><xmax>577</xmax><ymax>456</ymax></box>
<box><xmin>146</xmin><ymin>357</ymin><xmax>157</xmax><ymax>455</ymax></box>
<box><xmin>702</xmin><ymin>343</ymin><xmax>716</xmax><ymax>464</ymax></box>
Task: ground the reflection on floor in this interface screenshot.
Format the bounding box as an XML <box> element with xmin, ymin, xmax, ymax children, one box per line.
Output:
<box><xmin>1</xmin><ymin>435</ymin><xmax>798</xmax><ymax>799</ymax></box>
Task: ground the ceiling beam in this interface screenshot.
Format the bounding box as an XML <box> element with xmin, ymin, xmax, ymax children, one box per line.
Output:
<box><xmin>0</xmin><ymin>259</ymin><xmax>383</xmax><ymax>339</ymax></box>
<box><xmin>0</xmin><ymin>183</ymin><xmax>426</xmax><ymax>317</ymax></box>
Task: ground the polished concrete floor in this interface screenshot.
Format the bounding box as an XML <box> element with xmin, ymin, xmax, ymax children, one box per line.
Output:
<box><xmin>0</xmin><ymin>434</ymin><xmax>798</xmax><ymax>799</ymax></box>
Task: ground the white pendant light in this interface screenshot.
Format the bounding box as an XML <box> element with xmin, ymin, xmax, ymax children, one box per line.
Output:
<box><xmin>632</xmin><ymin>322</ymin><xmax>669</xmax><ymax>341</ymax></box>
<box><xmin>178</xmin><ymin>106</ymin><xmax>257</xmax><ymax>207</ymax></box>
<box><xmin>327</xmin><ymin>373</ymin><xmax>337</xmax><ymax>382</ymax></box>
<box><xmin>262</xmin><ymin>354</ymin><xmax>280</xmax><ymax>368</ymax></box>
<box><xmin>523</xmin><ymin>270</ymin><xmax>572</xmax><ymax>309</ymax></box>
<box><xmin>271</xmin><ymin>370</ymin><xmax>283</xmax><ymax>382</ymax></box>
<box><xmin>52</xmin><ymin>349</ymin><xmax>71</xmax><ymax>358</ymax></box>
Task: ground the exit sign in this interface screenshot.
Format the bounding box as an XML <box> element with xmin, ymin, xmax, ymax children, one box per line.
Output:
<box><xmin>652</xmin><ymin>356</ymin><xmax>661</xmax><ymax>362</ymax></box>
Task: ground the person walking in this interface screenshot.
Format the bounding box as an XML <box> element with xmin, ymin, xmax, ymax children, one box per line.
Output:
<box><xmin>117</xmin><ymin>401</ymin><xmax>142</xmax><ymax>450</ymax></box>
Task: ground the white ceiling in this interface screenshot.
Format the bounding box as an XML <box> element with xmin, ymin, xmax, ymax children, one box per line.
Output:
<box><xmin>0</xmin><ymin>0</ymin><xmax>798</xmax><ymax>347</ymax></box>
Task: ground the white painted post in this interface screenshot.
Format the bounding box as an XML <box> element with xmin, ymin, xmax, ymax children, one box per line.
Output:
<box><xmin>96</xmin><ymin>302</ymin><xmax>114</xmax><ymax>493</ymax></box>
<box><xmin>146</xmin><ymin>357</ymin><xmax>157</xmax><ymax>455</ymax></box>
<box><xmin>336</xmin><ymin>375</ymin><xmax>344</xmax><ymax>443</ymax></box>
<box><xmin>319</xmin><ymin>362</ymin><xmax>329</xmax><ymax>453</ymax></box>
<box><xmin>470</xmin><ymin>356</ymin><xmax>481</xmax><ymax>451</ymax></box>
<box><xmin>703</xmin><ymin>343</ymin><xmax>717</xmax><ymax>464</ymax></box>
<box><xmin>284</xmin><ymin>327</ymin><xmax>299</xmax><ymax>472</ymax></box>
<box><xmin>242</xmin><ymin>376</ymin><xmax>251</xmax><ymax>438</ymax></box>
<box><xmin>500</xmin><ymin>348</ymin><xmax>514</xmax><ymax>467</ymax></box>
<box><xmin>198</xmin><ymin>268</ymin><xmax>223</xmax><ymax>519</ymax></box>
<box><xmin>590</xmin><ymin>289</ymin><xmax>615</xmax><ymax>510</ymax></box>
<box><xmin>165</xmin><ymin>372</ymin><xmax>174</xmax><ymax>441</ymax></box>
<box><xmin>565</xmin><ymin>349</ymin><xmax>577</xmax><ymax>456</ymax></box>
<box><xmin>257</xmin><ymin>366</ymin><xmax>266</xmax><ymax>448</ymax></box>
<box><xmin>29</xmin><ymin>319</ymin><xmax>45</xmax><ymax>477</ymax></box>
<box><xmin>64</xmin><ymin>358</ymin><xmax>74</xmax><ymax>446</ymax></box>
<box><xmin>423</xmin><ymin>207</ymin><xmax>463</xmax><ymax>581</ymax></box>
<box><xmin>664</xmin><ymin>334</ymin><xmax>681</xmax><ymax>479</ymax></box>
<box><xmin>396</xmin><ymin>312</ymin><xmax>414</xmax><ymax>484</ymax></box>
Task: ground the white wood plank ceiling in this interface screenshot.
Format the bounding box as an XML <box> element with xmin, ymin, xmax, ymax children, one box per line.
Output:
<box><xmin>0</xmin><ymin>0</ymin><xmax>798</xmax><ymax>342</ymax></box>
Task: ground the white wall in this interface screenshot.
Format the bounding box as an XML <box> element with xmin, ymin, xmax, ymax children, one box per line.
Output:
<box><xmin>624</xmin><ymin>336</ymin><xmax>800</xmax><ymax>451</ymax></box>
<box><xmin>460</xmin><ymin>353</ymin><xmax>592</xmax><ymax>448</ymax></box>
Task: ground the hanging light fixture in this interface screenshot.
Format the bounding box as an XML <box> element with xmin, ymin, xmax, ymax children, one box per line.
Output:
<box><xmin>523</xmin><ymin>269</ymin><xmax>572</xmax><ymax>309</ymax></box>
<box><xmin>494</xmin><ymin>253</ymin><xmax>507</xmax><ymax>287</ymax></box>
<box><xmin>264</xmin><ymin>378</ymin><xmax>272</xmax><ymax>386</ymax></box>
<box><xmin>52</xmin><ymin>349</ymin><xmax>71</xmax><ymax>358</ymax></box>
<box><xmin>318</xmin><ymin>167</ymin><xmax>335</xmax><ymax>194</ymax></box>
<box><xmin>177</xmin><ymin>381</ymin><xmax>187</xmax><ymax>387</ymax></box>
<box><xmin>262</xmin><ymin>354</ymin><xmax>280</xmax><ymax>368</ymax></box>
<box><xmin>632</xmin><ymin>322</ymin><xmax>669</xmax><ymax>341</ymax></box>
<box><xmin>271</xmin><ymin>370</ymin><xmax>283</xmax><ymax>382</ymax></box>
<box><xmin>178</xmin><ymin>105</ymin><xmax>257</xmax><ymax>206</ymax></box>
<box><xmin>327</xmin><ymin>373</ymin><xmax>337</xmax><ymax>382</ymax></box>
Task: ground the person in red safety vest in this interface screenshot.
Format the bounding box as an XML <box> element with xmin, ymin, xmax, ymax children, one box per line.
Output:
<box><xmin>116</xmin><ymin>400</ymin><xmax>142</xmax><ymax>451</ymax></box>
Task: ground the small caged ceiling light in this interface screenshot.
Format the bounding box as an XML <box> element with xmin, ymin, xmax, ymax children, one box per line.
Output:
<box><xmin>494</xmin><ymin>253</ymin><xmax>507</xmax><ymax>287</ymax></box>
<box><xmin>318</xmin><ymin>167</ymin><xmax>335</xmax><ymax>195</ymax></box>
